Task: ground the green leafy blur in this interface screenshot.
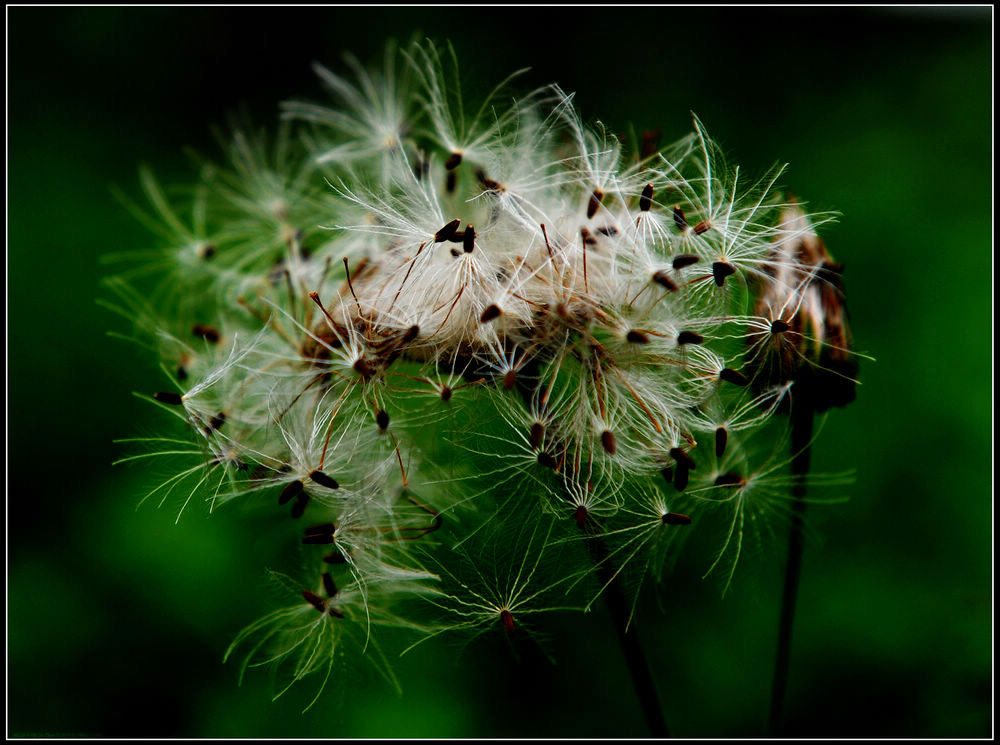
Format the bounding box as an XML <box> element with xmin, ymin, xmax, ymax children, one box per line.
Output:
<box><xmin>8</xmin><ymin>7</ymin><xmax>990</xmax><ymax>737</ymax></box>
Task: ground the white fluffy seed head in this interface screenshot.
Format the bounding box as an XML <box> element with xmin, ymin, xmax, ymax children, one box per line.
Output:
<box><xmin>108</xmin><ymin>39</ymin><xmax>857</xmax><ymax>694</ymax></box>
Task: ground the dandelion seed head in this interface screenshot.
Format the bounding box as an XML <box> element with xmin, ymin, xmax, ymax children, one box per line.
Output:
<box><xmin>108</xmin><ymin>38</ymin><xmax>859</xmax><ymax>697</ymax></box>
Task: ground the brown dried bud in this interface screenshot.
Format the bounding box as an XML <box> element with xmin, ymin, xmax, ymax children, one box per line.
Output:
<box><xmin>747</xmin><ymin>205</ymin><xmax>858</xmax><ymax>412</ymax></box>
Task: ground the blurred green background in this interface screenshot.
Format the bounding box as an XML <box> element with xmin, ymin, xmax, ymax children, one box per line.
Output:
<box><xmin>8</xmin><ymin>7</ymin><xmax>991</xmax><ymax>738</ymax></box>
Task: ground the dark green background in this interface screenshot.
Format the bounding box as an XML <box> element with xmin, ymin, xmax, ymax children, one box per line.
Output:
<box><xmin>9</xmin><ymin>7</ymin><xmax>991</xmax><ymax>738</ymax></box>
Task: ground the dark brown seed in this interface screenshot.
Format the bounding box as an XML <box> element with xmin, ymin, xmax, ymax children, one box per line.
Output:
<box><xmin>302</xmin><ymin>533</ymin><xmax>334</xmax><ymax>545</ymax></box>
<box><xmin>176</xmin><ymin>365</ymin><xmax>188</xmax><ymax>381</ymax></box>
<box><xmin>626</xmin><ymin>330</ymin><xmax>649</xmax><ymax>344</ymax></box>
<box><xmin>640</xmin><ymin>129</ymin><xmax>661</xmax><ymax>159</ymax></box>
<box><xmin>719</xmin><ymin>368</ymin><xmax>748</xmax><ymax>386</ymax></box>
<box><xmin>209</xmin><ymin>412</ymin><xmax>226</xmax><ymax>431</ymax></box>
<box><xmin>673</xmin><ymin>464</ymin><xmax>690</xmax><ymax>491</ymax></box>
<box><xmin>445</xmin><ymin>170</ymin><xmax>457</xmax><ymax>194</ymax></box>
<box><xmin>652</xmin><ymin>270</ymin><xmax>678</xmax><ymax>292</ymax></box>
<box><xmin>662</xmin><ymin>512</ymin><xmax>692</xmax><ymax>526</ymax></box>
<box><xmin>500</xmin><ymin>609</ymin><xmax>515</xmax><ymax>633</ymax></box>
<box><xmin>278</xmin><ymin>480</ymin><xmax>304</xmax><ymax>505</ymax></box>
<box><xmin>771</xmin><ymin>319</ymin><xmax>791</xmax><ymax>334</ymax></box>
<box><xmin>580</xmin><ymin>227</ymin><xmax>597</xmax><ymax>246</ymax></box>
<box><xmin>376</xmin><ymin>409</ymin><xmax>390</xmax><ymax>431</ymax></box>
<box><xmin>199</xmin><ymin>243</ymin><xmax>216</xmax><ymax>260</ymax></box>
<box><xmin>154</xmin><ymin>391</ymin><xmax>183</xmax><ymax>405</ymax></box>
<box><xmin>600</xmin><ymin>430</ymin><xmax>617</xmax><ymax>455</ymax></box>
<box><xmin>413</xmin><ymin>156</ymin><xmax>427</xmax><ymax>181</ymax></box>
<box><xmin>323</xmin><ymin>550</ymin><xmax>347</xmax><ymax>564</ymax></box>
<box><xmin>353</xmin><ymin>358</ymin><xmax>374</xmax><ymax>377</ymax></box>
<box><xmin>401</xmin><ymin>324</ymin><xmax>420</xmax><ymax>345</ymax></box>
<box><xmin>660</xmin><ymin>466</ymin><xmax>673</xmax><ymax>484</ymax></box>
<box><xmin>290</xmin><ymin>493</ymin><xmax>309</xmax><ymax>519</ymax></box>
<box><xmin>712</xmin><ymin>261</ymin><xmax>736</xmax><ymax>287</ymax></box>
<box><xmin>480</xmin><ymin>304</ymin><xmax>502</xmax><ymax>323</ymax></box>
<box><xmin>477</xmin><ymin>169</ymin><xmax>503</xmax><ymax>191</ymax></box>
<box><xmin>639</xmin><ymin>183</ymin><xmax>654</xmax><ymax>212</ymax></box>
<box><xmin>440</xmin><ymin>386</ymin><xmax>452</xmax><ymax>402</ymax></box>
<box><xmin>537</xmin><ymin>451</ymin><xmax>558</xmax><ymax>470</ymax></box>
<box><xmin>434</xmin><ymin>219</ymin><xmax>461</xmax><ymax>243</ymax></box>
<box><xmin>322</xmin><ymin>572</ymin><xmax>337</xmax><ymax>597</ymax></box>
<box><xmin>309</xmin><ymin>470</ymin><xmax>339</xmax><ymax>490</ymax></box>
<box><xmin>529</xmin><ymin>422</ymin><xmax>544</xmax><ymax>451</ymax></box>
<box><xmin>573</xmin><ymin>504</ymin><xmax>588</xmax><ymax>527</ymax></box>
<box><xmin>670</xmin><ymin>447</ymin><xmax>697</xmax><ymax>470</ymax></box>
<box><xmin>587</xmin><ymin>189</ymin><xmax>604</xmax><ymax>219</ymax></box>
<box><xmin>673</xmin><ymin>205</ymin><xmax>689</xmax><ymax>231</ymax></box>
<box><xmin>327</xmin><ymin>606</ymin><xmax>345</xmax><ymax>619</ymax></box>
<box><xmin>503</xmin><ymin>369</ymin><xmax>517</xmax><ymax>390</ymax></box>
<box><xmin>715</xmin><ymin>427</ymin><xmax>728</xmax><ymax>458</ymax></box>
<box><xmin>304</xmin><ymin>522</ymin><xmax>336</xmax><ymax>536</ymax></box>
<box><xmin>445</xmin><ymin>152</ymin><xmax>463</xmax><ymax>170</ymax></box>
<box><xmin>677</xmin><ymin>331</ymin><xmax>704</xmax><ymax>345</ymax></box>
<box><xmin>596</xmin><ymin>225</ymin><xmax>619</xmax><ymax>237</ymax></box>
<box><xmin>303</xmin><ymin>590</ymin><xmax>326</xmax><ymax>612</ymax></box>
<box><xmin>672</xmin><ymin>254</ymin><xmax>700</xmax><ymax>270</ymax></box>
<box><xmin>715</xmin><ymin>472</ymin><xmax>744</xmax><ymax>488</ymax></box>
<box><xmin>463</xmin><ymin>224</ymin><xmax>475</xmax><ymax>253</ymax></box>
<box><xmin>693</xmin><ymin>220</ymin><xmax>711</xmax><ymax>235</ymax></box>
<box><xmin>192</xmin><ymin>324</ymin><xmax>220</xmax><ymax>344</ymax></box>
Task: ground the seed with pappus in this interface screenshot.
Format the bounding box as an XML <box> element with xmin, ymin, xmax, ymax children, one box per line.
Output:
<box><xmin>105</xmin><ymin>38</ymin><xmax>862</xmax><ymax>726</ymax></box>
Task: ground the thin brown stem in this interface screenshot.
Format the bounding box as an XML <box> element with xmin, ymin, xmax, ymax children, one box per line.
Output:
<box><xmin>583</xmin><ymin>522</ymin><xmax>670</xmax><ymax>738</ymax></box>
<box><xmin>768</xmin><ymin>387</ymin><xmax>814</xmax><ymax>735</ymax></box>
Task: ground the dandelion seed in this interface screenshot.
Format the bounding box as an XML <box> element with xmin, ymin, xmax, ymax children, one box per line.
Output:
<box><xmin>500</xmin><ymin>609</ymin><xmax>516</xmax><ymax>633</ymax></box>
<box><xmin>279</xmin><ymin>480</ymin><xmax>304</xmax><ymax>505</ymax></box>
<box><xmin>529</xmin><ymin>421</ymin><xmax>545</xmax><ymax>451</ymax></box>
<box><xmin>480</xmin><ymin>304</ymin><xmax>502</xmax><ymax>323</ymax></box>
<box><xmin>323</xmin><ymin>550</ymin><xmax>348</xmax><ymax>564</ymax></box>
<box><xmin>303</xmin><ymin>590</ymin><xmax>327</xmax><ymax>612</ymax></box>
<box><xmin>309</xmin><ymin>470</ymin><xmax>340</xmax><ymax>490</ymax></box>
<box><xmin>639</xmin><ymin>183</ymin><xmax>654</xmax><ymax>212</ymax></box>
<box><xmin>719</xmin><ymin>368</ymin><xmax>749</xmax><ymax>387</ymax></box>
<box><xmin>322</xmin><ymin>572</ymin><xmax>338</xmax><ymax>597</ymax></box>
<box><xmin>652</xmin><ymin>271</ymin><xmax>678</xmax><ymax>292</ymax></box>
<box><xmin>434</xmin><ymin>219</ymin><xmax>461</xmax><ymax>242</ymax></box>
<box><xmin>677</xmin><ymin>331</ymin><xmax>704</xmax><ymax>345</ymax></box>
<box><xmin>600</xmin><ymin>430</ymin><xmax>617</xmax><ymax>455</ymax></box>
<box><xmin>661</xmin><ymin>512</ymin><xmax>691</xmax><ymax>526</ymax></box>
<box><xmin>712</xmin><ymin>261</ymin><xmax>736</xmax><ymax>287</ymax></box>
<box><xmin>291</xmin><ymin>493</ymin><xmax>310</xmax><ymax>519</ymax></box>
<box><xmin>714</xmin><ymin>472</ymin><xmax>744</xmax><ymax>488</ymax></box>
<box><xmin>715</xmin><ymin>426</ymin><xmax>729</xmax><ymax>457</ymax></box>
<box><xmin>587</xmin><ymin>189</ymin><xmax>604</xmax><ymax>219</ymax></box>
<box><xmin>673</xmin><ymin>206</ymin><xmax>689</xmax><ymax>232</ymax></box>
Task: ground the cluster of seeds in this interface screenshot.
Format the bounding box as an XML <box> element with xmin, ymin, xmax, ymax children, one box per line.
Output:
<box><xmin>108</xmin><ymin>41</ymin><xmax>856</xmax><ymax>699</ymax></box>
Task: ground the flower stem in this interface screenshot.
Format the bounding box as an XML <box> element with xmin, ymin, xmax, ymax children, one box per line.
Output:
<box><xmin>584</xmin><ymin>526</ymin><xmax>670</xmax><ymax>737</ymax></box>
<box><xmin>768</xmin><ymin>389</ymin><xmax>815</xmax><ymax>735</ymax></box>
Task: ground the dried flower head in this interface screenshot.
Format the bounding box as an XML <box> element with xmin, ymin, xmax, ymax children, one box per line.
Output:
<box><xmin>107</xmin><ymin>40</ymin><xmax>860</xmax><ymax>705</ymax></box>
